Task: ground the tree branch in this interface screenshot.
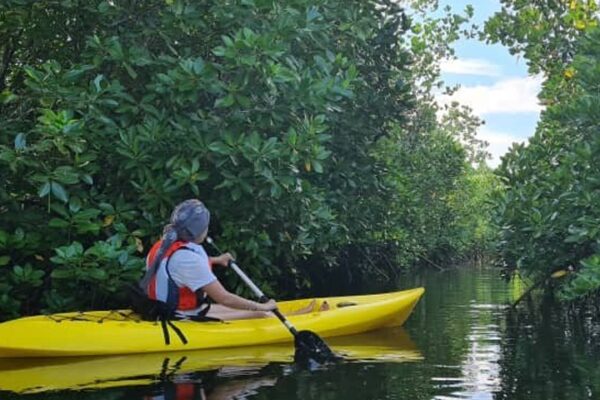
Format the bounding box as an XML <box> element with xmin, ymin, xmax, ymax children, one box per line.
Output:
<box><xmin>0</xmin><ymin>35</ymin><xmax>18</xmax><ymax>93</ymax></box>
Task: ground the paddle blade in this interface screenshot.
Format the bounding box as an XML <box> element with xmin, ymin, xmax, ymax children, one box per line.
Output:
<box><xmin>293</xmin><ymin>330</ymin><xmax>339</xmax><ymax>365</ymax></box>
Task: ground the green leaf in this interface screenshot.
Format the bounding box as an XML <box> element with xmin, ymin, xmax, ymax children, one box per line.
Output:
<box><xmin>215</xmin><ymin>94</ymin><xmax>235</xmax><ymax>108</ymax></box>
<box><xmin>307</xmin><ymin>7</ymin><xmax>321</xmax><ymax>22</ymax></box>
<box><xmin>49</xmin><ymin>218</ymin><xmax>70</xmax><ymax>228</ymax></box>
<box><xmin>312</xmin><ymin>160</ymin><xmax>323</xmax><ymax>173</ymax></box>
<box><xmin>87</xmin><ymin>268</ymin><xmax>108</xmax><ymax>280</ymax></box>
<box><xmin>50</xmin><ymin>203</ymin><xmax>69</xmax><ymax>218</ymax></box>
<box><xmin>270</xmin><ymin>184</ymin><xmax>282</xmax><ymax>198</ymax></box>
<box><xmin>98</xmin><ymin>202</ymin><xmax>115</xmax><ymax>214</ymax></box>
<box><xmin>76</xmin><ymin>222</ymin><xmax>101</xmax><ymax>234</ymax></box>
<box><xmin>14</xmin><ymin>133</ymin><xmax>26</xmax><ymax>150</ymax></box>
<box><xmin>222</xmin><ymin>35</ymin><xmax>234</xmax><ymax>47</ymax></box>
<box><xmin>124</xmin><ymin>62</ymin><xmax>138</xmax><ymax>79</ymax></box>
<box><xmin>51</xmin><ymin>269</ymin><xmax>72</xmax><ymax>279</ymax></box>
<box><xmin>0</xmin><ymin>256</ymin><xmax>10</xmax><ymax>266</ymax></box>
<box><xmin>82</xmin><ymin>174</ymin><xmax>94</xmax><ymax>185</ymax></box>
<box><xmin>212</xmin><ymin>46</ymin><xmax>226</xmax><ymax>57</ymax></box>
<box><xmin>208</xmin><ymin>141</ymin><xmax>231</xmax><ymax>155</ymax></box>
<box><xmin>565</xmin><ymin>226</ymin><xmax>589</xmax><ymax>243</ymax></box>
<box><xmin>38</xmin><ymin>182</ymin><xmax>51</xmax><ymax>198</ymax></box>
<box><xmin>195</xmin><ymin>171</ymin><xmax>210</xmax><ymax>181</ymax></box>
<box><xmin>316</xmin><ymin>150</ymin><xmax>331</xmax><ymax>160</ymax></box>
<box><xmin>74</xmin><ymin>208</ymin><xmax>101</xmax><ymax>220</ymax></box>
<box><xmin>14</xmin><ymin>228</ymin><xmax>24</xmax><ymax>241</ymax></box>
<box><xmin>69</xmin><ymin>197</ymin><xmax>82</xmax><ymax>213</ymax></box>
<box><xmin>51</xmin><ymin>182</ymin><xmax>69</xmax><ymax>203</ymax></box>
<box><xmin>24</xmin><ymin>66</ymin><xmax>43</xmax><ymax>82</ymax></box>
<box><xmin>67</xmin><ymin>242</ymin><xmax>84</xmax><ymax>257</ymax></box>
<box><xmin>0</xmin><ymin>90</ymin><xmax>17</xmax><ymax>104</ymax></box>
<box><xmin>64</xmin><ymin>65</ymin><xmax>94</xmax><ymax>82</ymax></box>
<box><xmin>242</xmin><ymin>27</ymin><xmax>254</xmax><ymax>39</ymax></box>
<box><xmin>192</xmin><ymin>58</ymin><xmax>204</xmax><ymax>74</ymax></box>
<box><xmin>93</xmin><ymin>74</ymin><xmax>104</xmax><ymax>92</ymax></box>
<box><xmin>191</xmin><ymin>159</ymin><xmax>199</xmax><ymax>172</ymax></box>
<box><xmin>53</xmin><ymin>166</ymin><xmax>79</xmax><ymax>185</ymax></box>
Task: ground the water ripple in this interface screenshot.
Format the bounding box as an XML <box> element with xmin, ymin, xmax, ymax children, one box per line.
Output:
<box><xmin>431</xmin><ymin>302</ymin><xmax>503</xmax><ymax>399</ymax></box>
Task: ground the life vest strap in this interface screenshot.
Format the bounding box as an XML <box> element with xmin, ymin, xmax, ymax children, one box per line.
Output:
<box><xmin>160</xmin><ymin>317</ymin><xmax>171</xmax><ymax>345</ymax></box>
<box><xmin>167</xmin><ymin>318</ymin><xmax>188</xmax><ymax>345</ymax></box>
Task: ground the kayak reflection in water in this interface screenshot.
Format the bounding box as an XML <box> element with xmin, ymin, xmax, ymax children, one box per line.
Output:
<box><xmin>204</xmin><ymin>375</ymin><xmax>277</xmax><ymax>400</ymax></box>
<box><xmin>145</xmin><ymin>369</ymin><xmax>277</xmax><ymax>400</ymax></box>
<box><xmin>138</xmin><ymin>199</ymin><xmax>329</xmax><ymax>321</ymax></box>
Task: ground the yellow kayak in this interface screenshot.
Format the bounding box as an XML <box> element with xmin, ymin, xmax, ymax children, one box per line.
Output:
<box><xmin>0</xmin><ymin>288</ymin><xmax>424</xmax><ymax>358</ymax></box>
<box><xmin>0</xmin><ymin>327</ymin><xmax>421</xmax><ymax>394</ymax></box>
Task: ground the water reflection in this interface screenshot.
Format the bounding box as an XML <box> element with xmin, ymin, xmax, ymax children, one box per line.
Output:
<box><xmin>0</xmin><ymin>327</ymin><xmax>420</xmax><ymax>395</ymax></box>
<box><xmin>432</xmin><ymin>304</ymin><xmax>504</xmax><ymax>400</ymax></box>
<box><xmin>143</xmin><ymin>370</ymin><xmax>277</xmax><ymax>400</ymax></box>
<box><xmin>494</xmin><ymin>296</ymin><xmax>600</xmax><ymax>400</ymax></box>
<box><xmin>2</xmin><ymin>268</ymin><xmax>599</xmax><ymax>400</ymax></box>
<box><xmin>405</xmin><ymin>268</ymin><xmax>600</xmax><ymax>400</ymax></box>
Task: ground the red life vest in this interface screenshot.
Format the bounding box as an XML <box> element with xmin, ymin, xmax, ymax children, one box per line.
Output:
<box><xmin>146</xmin><ymin>240</ymin><xmax>211</xmax><ymax>311</ymax></box>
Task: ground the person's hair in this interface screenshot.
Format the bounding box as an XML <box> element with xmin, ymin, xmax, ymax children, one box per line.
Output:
<box><xmin>139</xmin><ymin>199</ymin><xmax>210</xmax><ymax>292</ymax></box>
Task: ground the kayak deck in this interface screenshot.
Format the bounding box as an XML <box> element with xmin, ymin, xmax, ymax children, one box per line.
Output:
<box><xmin>0</xmin><ymin>288</ymin><xmax>424</xmax><ymax>358</ymax></box>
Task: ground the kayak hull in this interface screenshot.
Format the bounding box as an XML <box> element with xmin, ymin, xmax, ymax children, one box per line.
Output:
<box><xmin>0</xmin><ymin>288</ymin><xmax>424</xmax><ymax>358</ymax></box>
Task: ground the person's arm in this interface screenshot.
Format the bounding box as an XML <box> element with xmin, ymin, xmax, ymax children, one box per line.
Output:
<box><xmin>202</xmin><ymin>280</ymin><xmax>276</xmax><ymax>311</ymax></box>
<box><xmin>209</xmin><ymin>252</ymin><xmax>234</xmax><ymax>267</ymax></box>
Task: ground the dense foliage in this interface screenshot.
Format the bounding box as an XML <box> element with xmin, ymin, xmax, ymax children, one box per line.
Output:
<box><xmin>0</xmin><ymin>0</ymin><xmax>495</xmax><ymax>320</ymax></box>
<box><xmin>487</xmin><ymin>1</ymin><xmax>600</xmax><ymax>300</ymax></box>
<box><xmin>484</xmin><ymin>0</ymin><xmax>598</xmax><ymax>76</ymax></box>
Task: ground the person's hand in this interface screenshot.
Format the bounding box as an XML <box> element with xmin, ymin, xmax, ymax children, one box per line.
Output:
<box><xmin>258</xmin><ymin>299</ymin><xmax>277</xmax><ymax>312</ymax></box>
<box><xmin>214</xmin><ymin>252</ymin><xmax>234</xmax><ymax>267</ymax></box>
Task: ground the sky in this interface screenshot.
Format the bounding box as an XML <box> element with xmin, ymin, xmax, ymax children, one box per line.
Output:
<box><xmin>435</xmin><ymin>0</ymin><xmax>542</xmax><ymax>167</ymax></box>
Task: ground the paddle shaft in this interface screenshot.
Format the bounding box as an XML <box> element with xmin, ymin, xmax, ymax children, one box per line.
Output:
<box><xmin>206</xmin><ymin>238</ymin><xmax>299</xmax><ymax>336</ymax></box>
<box><xmin>227</xmin><ymin>260</ymin><xmax>299</xmax><ymax>336</ymax></box>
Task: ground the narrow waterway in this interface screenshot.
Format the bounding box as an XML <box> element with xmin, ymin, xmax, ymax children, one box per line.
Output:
<box><xmin>1</xmin><ymin>267</ymin><xmax>599</xmax><ymax>399</ymax></box>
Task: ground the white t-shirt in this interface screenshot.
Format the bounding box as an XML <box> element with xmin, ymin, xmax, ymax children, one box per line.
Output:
<box><xmin>168</xmin><ymin>242</ymin><xmax>217</xmax><ymax>292</ymax></box>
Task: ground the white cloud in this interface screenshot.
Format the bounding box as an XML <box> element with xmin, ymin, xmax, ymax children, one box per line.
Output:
<box><xmin>440</xmin><ymin>75</ymin><xmax>544</xmax><ymax>115</ymax></box>
<box><xmin>478</xmin><ymin>127</ymin><xmax>526</xmax><ymax>168</ymax></box>
<box><xmin>440</xmin><ymin>58</ymin><xmax>502</xmax><ymax>77</ymax></box>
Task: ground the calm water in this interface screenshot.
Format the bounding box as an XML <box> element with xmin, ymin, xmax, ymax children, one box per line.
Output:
<box><xmin>1</xmin><ymin>267</ymin><xmax>599</xmax><ymax>399</ymax></box>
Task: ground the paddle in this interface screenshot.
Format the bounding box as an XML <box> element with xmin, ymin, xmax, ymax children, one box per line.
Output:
<box><xmin>206</xmin><ymin>237</ymin><xmax>339</xmax><ymax>365</ymax></box>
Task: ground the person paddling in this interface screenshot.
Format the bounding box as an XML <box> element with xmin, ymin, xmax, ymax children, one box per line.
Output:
<box><xmin>139</xmin><ymin>199</ymin><xmax>326</xmax><ymax>321</ymax></box>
